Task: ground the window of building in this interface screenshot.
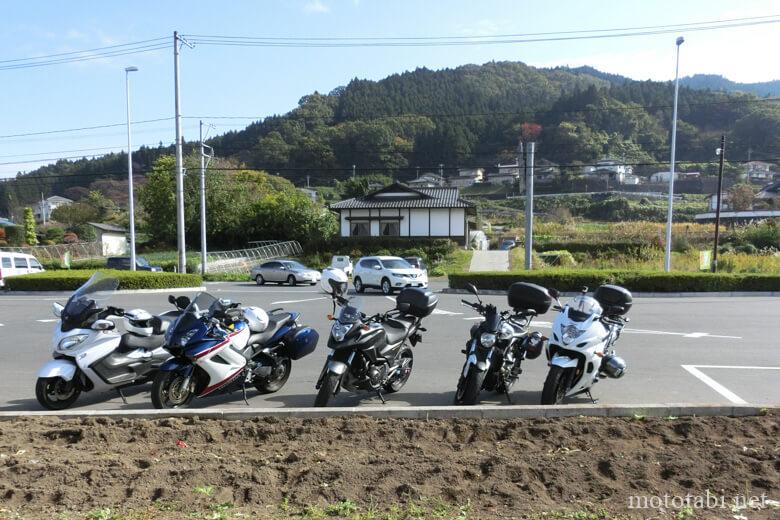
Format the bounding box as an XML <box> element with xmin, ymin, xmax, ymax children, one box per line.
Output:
<box><xmin>351</xmin><ymin>221</ymin><xmax>370</xmax><ymax>236</ymax></box>
<box><xmin>380</xmin><ymin>221</ymin><xmax>400</xmax><ymax>236</ymax></box>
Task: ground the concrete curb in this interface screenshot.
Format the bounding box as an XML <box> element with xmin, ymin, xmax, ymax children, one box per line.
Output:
<box><xmin>1</xmin><ymin>286</ymin><xmax>206</xmax><ymax>296</ymax></box>
<box><xmin>0</xmin><ymin>404</ymin><xmax>772</xmax><ymax>421</ymax></box>
<box><xmin>441</xmin><ymin>288</ymin><xmax>780</xmax><ymax>298</ymax></box>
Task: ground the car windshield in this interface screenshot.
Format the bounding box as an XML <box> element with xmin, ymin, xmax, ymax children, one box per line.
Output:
<box><xmin>136</xmin><ymin>257</ymin><xmax>150</xmax><ymax>266</ymax></box>
<box><xmin>63</xmin><ymin>272</ymin><xmax>118</xmax><ymax>319</ymax></box>
<box><xmin>381</xmin><ymin>258</ymin><xmax>412</xmax><ymax>269</ymax></box>
<box><xmin>568</xmin><ymin>295</ymin><xmax>603</xmax><ymax>317</ymax></box>
<box><xmin>283</xmin><ymin>261</ymin><xmax>306</xmax><ymax>270</ymax></box>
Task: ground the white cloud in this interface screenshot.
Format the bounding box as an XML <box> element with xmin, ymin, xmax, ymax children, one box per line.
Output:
<box><xmin>303</xmin><ymin>0</ymin><xmax>330</xmax><ymax>14</ymax></box>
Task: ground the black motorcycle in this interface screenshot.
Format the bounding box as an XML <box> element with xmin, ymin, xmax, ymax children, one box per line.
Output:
<box><xmin>314</xmin><ymin>279</ymin><xmax>438</xmax><ymax>407</ymax></box>
<box><xmin>454</xmin><ymin>282</ymin><xmax>551</xmax><ymax>405</ymax></box>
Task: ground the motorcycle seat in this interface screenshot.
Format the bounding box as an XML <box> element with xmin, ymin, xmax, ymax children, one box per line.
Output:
<box><xmin>383</xmin><ymin>316</ymin><xmax>415</xmax><ymax>345</ymax></box>
<box><xmin>247</xmin><ymin>312</ymin><xmax>292</xmax><ymax>346</ymax></box>
<box><xmin>118</xmin><ymin>332</ymin><xmax>165</xmax><ymax>352</ymax></box>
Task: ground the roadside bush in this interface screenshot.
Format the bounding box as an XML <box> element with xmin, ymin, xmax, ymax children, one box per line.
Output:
<box><xmin>735</xmin><ymin>220</ymin><xmax>780</xmax><ymax>250</ymax></box>
<box><xmin>448</xmin><ymin>270</ymin><xmax>780</xmax><ymax>292</ymax></box>
<box><xmin>537</xmin><ymin>250</ymin><xmax>576</xmax><ymax>267</ymax></box>
<box><xmin>45</xmin><ymin>227</ymin><xmax>65</xmax><ymax>243</ymax></box>
<box><xmin>5</xmin><ymin>226</ymin><xmax>25</xmax><ymax>246</ymax></box>
<box><xmin>4</xmin><ymin>270</ymin><xmax>202</xmax><ymax>291</ymax></box>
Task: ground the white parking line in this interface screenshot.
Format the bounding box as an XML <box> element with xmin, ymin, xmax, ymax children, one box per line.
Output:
<box><xmin>688</xmin><ymin>365</ymin><xmax>780</xmax><ymax>370</ymax></box>
<box><xmin>681</xmin><ymin>365</ymin><xmax>748</xmax><ymax>404</ymax></box>
<box><xmin>270</xmin><ymin>297</ymin><xmax>327</xmax><ymax>305</ymax></box>
<box><xmin>36</xmin><ymin>319</ymin><xmax>58</xmax><ymax>323</ymax></box>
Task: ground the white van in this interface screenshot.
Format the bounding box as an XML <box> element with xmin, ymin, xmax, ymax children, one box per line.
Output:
<box><xmin>0</xmin><ymin>253</ymin><xmax>45</xmax><ymax>286</ymax></box>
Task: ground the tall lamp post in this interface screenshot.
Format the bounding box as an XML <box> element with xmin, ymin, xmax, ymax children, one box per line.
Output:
<box><xmin>663</xmin><ymin>36</ymin><xmax>684</xmax><ymax>272</ymax></box>
<box><xmin>125</xmin><ymin>66</ymin><xmax>139</xmax><ymax>271</ymax></box>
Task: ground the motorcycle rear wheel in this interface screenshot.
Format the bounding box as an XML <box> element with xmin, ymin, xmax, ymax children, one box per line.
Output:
<box><xmin>454</xmin><ymin>368</ymin><xmax>485</xmax><ymax>405</ymax></box>
<box><xmin>151</xmin><ymin>371</ymin><xmax>195</xmax><ymax>409</ymax></box>
<box><xmin>314</xmin><ymin>372</ymin><xmax>339</xmax><ymax>407</ymax></box>
<box><xmin>383</xmin><ymin>350</ymin><xmax>413</xmax><ymax>393</ymax></box>
<box><xmin>254</xmin><ymin>357</ymin><xmax>291</xmax><ymax>394</ymax></box>
<box><xmin>541</xmin><ymin>366</ymin><xmax>568</xmax><ymax>405</ymax></box>
<box><xmin>35</xmin><ymin>376</ymin><xmax>81</xmax><ymax>410</ymax></box>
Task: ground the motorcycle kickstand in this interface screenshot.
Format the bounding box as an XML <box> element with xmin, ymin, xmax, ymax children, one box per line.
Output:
<box><xmin>586</xmin><ymin>389</ymin><xmax>598</xmax><ymax>404</ymax></box>
<box><xmin>375</xmin><ymin>389</ymin><xmax>386</xmax><ymax>404</ymax></box>
<box><xmin>241</xmin><ymin>382</ymin><xmax>249</xmax><ymax>406</ymax></box>
<box><xmin>504</xmin><ymin>390</ymin><xmax>512</xmax><ymax>404</ymax></box>
<box><xmin>116</xmin><ymin>388</ymin><xmax>128</xmax><ymax>405</ymax></box>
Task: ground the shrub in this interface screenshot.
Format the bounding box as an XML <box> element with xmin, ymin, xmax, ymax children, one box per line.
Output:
<box><xmin>45</xmin><ymin>227</ymin><xmax>66</xmax><ymax>243</ymax></box>
<box><xmin>537</xmin><ymin>250</ymin><xmax>577</xmax><ymax>267</ymax></box>
<box><xmin>4</xmin><ymin>270</ymin><xmax>202</xmax><ymax>291</ymax></box>
<box><xmin>448</xmin><ymin>270</ymin><xmax>780</xmax><ymax>292</ymax></box>
<box><xmin>5</xmin><ymin>226</ymin><xmax>25</xmax><ymax>246</ymax></box>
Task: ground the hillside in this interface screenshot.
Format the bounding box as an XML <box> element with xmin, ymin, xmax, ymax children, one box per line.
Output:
<box><xmin>2</xmin><ymin>61</ymin><xmax>779</xmax><ymax>216</ymax></box>
<box><xmin>681</xmin><ymin>74</ymin><xmax>780</xmax><ymax>97</ymax></box>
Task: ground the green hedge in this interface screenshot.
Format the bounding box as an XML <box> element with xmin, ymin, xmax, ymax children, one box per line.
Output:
<box><xmin>4</xmin><ymin>270</ymin><xmax>203</xmax><ymax>291</ymax></box>
<box><xmin>448</xmin><ymin>270</ymin><xmax>780</xmax><ymax>292</ymax></box>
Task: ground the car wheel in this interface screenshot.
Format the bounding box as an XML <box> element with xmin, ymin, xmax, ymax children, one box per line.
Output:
<box><xmin>381</xmin><ymin>278</ymin><xmax>392</xmax><ymax>295</ymax></box>
<box><xmin>255</xmin><ymin>274</ymin><xmax>265</xmax><ymax>285</ymax></box>
<box><xmin>287</xmin><ymin>275</ymin><xmax>296</xmax><ymax>286</ymax></box>
<box><xmin>354</xmin><ymin>277</ymin><xmax>364</xmax><ymax>293</ymax></box>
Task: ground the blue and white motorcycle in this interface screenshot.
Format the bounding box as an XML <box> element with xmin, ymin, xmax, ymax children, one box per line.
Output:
<box><xmin>541</xmin><ymin>285</ymin><xmax>632</xmax><ymax>405</ymax></box>
<box><xmin>36</xmin><ymin>272</ymin><xmax>182</xmax><ymax>410</ymax></box>
<box><xmin>151</xmin><ymin>292</ymin><xmax>319</xmax><ymax>408</ymax></box>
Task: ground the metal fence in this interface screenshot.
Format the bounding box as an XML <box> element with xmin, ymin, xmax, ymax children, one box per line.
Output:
<box><xmin>202</xmin><ymin>241</ymin><xmax>303</xmax><ymax>274</ymax></box>
<box><xmin>0</xmin><ymin>241</ymin><xmax>104</xmax><ymax>261</ymax></box>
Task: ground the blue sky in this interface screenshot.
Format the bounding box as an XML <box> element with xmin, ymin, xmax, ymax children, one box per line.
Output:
<box><xmin>1</xmin><ymin>0</ymin><xmax>778</xmax><ymax>178</ymax></box>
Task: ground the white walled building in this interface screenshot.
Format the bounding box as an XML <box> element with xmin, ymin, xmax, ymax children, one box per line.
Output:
<box><xmin>650</xmin><ymin>171</ymin><xmax>701</xmax><ymax>183</ymax></box>
<box><xmin>34</xmin><ymin>195</ymin><xmax>73</xmax><ymax>223</ymax></box>
<box><xmin>449</xmin><ymin>168</ymin><xmax>484</xmax><ymax>188</ymax></box>
<box><xmin>88</xmin><ymin>222</ymin><xmax>127</xmax><ymax>256</ymax></box>
<box><xmin>329</xmin><ymin>183</ymin><xmax>475</xmax><ymax>243</ymax></box>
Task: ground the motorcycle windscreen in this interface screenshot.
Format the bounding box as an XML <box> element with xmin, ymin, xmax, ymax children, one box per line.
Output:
<box><xmin>61</xmin><ymin>271</ymin><xmax>118</xmax><ymax>329</ymax></box>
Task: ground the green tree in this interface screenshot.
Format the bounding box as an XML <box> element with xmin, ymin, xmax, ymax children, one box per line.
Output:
<box><xmin>50</xmin><ymin>202</ymin><xmax>100</xmax><ymax>228</ymax></box>
<box><xmin>137</xmin><ymin>155</ymin><xmax>177</xmax><ymax>245</ymax></box>
<box><xmin>728</xmin><ymin>183</ymin><xmax>755</xmax><ymax>211</ymax></box>
<box><xmin>23</xmin><ymin>207</ymin><xmax>37</xmax><ymax>246</ymax></box>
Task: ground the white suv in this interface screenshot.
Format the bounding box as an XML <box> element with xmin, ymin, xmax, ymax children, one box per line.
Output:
<box><xmin>352</xmin><ymin>256</ymin><xmax>428</xmax><ymax>295</ymax></box>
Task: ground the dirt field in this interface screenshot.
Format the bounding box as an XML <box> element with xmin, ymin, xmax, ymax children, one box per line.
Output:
<box><xmin>0</xmin><ymin>414</ymin><xmax>777</xmax><ymax>519</ymax></box>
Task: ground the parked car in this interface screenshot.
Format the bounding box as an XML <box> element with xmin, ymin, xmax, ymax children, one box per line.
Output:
<box><xmin>403</xmin><ymin>256</ymin><xmax>427</xmax><ymax>272</ymax></box>
<box><xmin>499</xmin><ymin>239</ymin><xmax>517</xmax><ymax>250</ymax></box>
<box><xmin>0</xmin><ymin>252</ymin><xmax>45</xmax><ymax>286</ymax></box>
<box><xmin>106</xmin><ymin>256</ymin><xmax>163</xmax><ymax>272</ymax></box>
<box><xmin>251</xmin><ymin>259</ymin><xmax>321</xmax><ymax>286</ymax></box>
<box><xmin>330</xmin><ymin>255</ymin><xmax>353</xmax><ymax>276</ymax></box>
<box><xmin>352</xmin><ymin>256</ymin><xmax>428</xmax><ymax>295</ymax></box>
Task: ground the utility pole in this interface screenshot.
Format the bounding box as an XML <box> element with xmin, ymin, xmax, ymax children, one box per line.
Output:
<box><xmin>712</xmin><ymin>135</ymin><xmax>726</xmax><ymax>273</ymax></box>
<box><xmin>438</xmin><ymin>163</ymin><xmax>444</xmax><ymax>186</ymax></box>
<box><xmin>524</xmin><ymin>142</ymin><xmax>535</xmax><ymax>270</ymax></box>
<box><xmin>306</xmin><ymin>174</ymin><xmax>310</xmax><ymax>188</ymax></box>
<box><xmin>416</xmin><ymin>166</ymin><xmax>420</xmax><ymax>179</ymax></box>
<box><xmin>351</xmin><ymin>164</ymin><xmax>355</xmax><ymax>179</ymax></box>
<box><xmin>199</xmin><ymin>120</ymin><xmax>207</xmax><ymax>276</ymax></box>
<box><xmin>664</xmin><ymin>36</ymin><xmax>684</xmax><ymax>272</ymax></box>
<box><xmin>40</xmin><ymin>193</ymin><xmax>45</xmax><ymax>225</ymax></box>
<box><xmin>173</xmin><ymin>31</ymin><xmax>193</xmax><ymax>273</ymax></box>
<box><xmin>125</xmin><ymin>66</ymin><xmax>139</xmax><ymax>271</ymax></box>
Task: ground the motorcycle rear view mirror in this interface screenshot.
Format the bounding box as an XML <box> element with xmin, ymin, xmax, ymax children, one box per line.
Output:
<box><xmin>465</xmin><ymin>283</ymin><xmax>482</xmax><ymax>302</ymax></box>
<box><xmin>175</xmin><ymin>296</ymin><xmax>191</xmax><ymax>310</ymax></box>
<box><xmin>548</xmin><ymin>288</ymin><xmax>560</xmax><ymax>299</ymax></box>
<box><xmin>91</xmin><ymin>319</ymin><xmax>115</xmax><ymax>331</ymax></box>
<box><xmin>168</xmin><ymin>295</ymin><xmax>176</xmax><ymax>305</ymax></box>
<box><xmin>52</xmin><ymin>302</ymin><xmax>63</xmax><ymax>318</ymax></box>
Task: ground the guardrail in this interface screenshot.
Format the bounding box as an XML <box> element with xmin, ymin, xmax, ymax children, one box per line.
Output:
<box><xmin>202</xmin><ymin>241</ymin><xmax>303</xmax><ymax>273</ymax></box>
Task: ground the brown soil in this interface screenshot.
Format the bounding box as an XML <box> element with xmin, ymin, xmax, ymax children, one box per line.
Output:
<box><xmin>0</xmin><ymin>414</ymin><xmax>777</xmax><ymax>519</ymax></box>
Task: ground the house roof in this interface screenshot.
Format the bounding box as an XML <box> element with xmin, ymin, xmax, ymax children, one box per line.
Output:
<box><xmin>329</xmin><ymin>182</ymin><xmax>474</xmax><ymax>210</ymax></box>
<box><xmin>88</xmin><ymin>222</ymin><xmax>126</xmax><ymax>233</ymax></box>
<box><xmin>45</xmin><ymin>195</ymin><xmax>73</xmax><ymax>204</ymax></box>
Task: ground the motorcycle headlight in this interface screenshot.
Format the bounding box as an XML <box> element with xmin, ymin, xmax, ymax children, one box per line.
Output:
<box><xmin>58</xmin><ymin>334</ymin><xmax>88</xmax><ymax>351</ymax></box>
<box><xmin>179</xmin><ymin>329</ymin><xmax>197</xmax><ymax>347</ymax></box>
<box><xmin>562</xmin><ymin>325</ymin><xmax>585</xmax><ymax>345</ymax></box>
<box><xmin>331</xmin><ymin>321</ymin><xmax>353</xmax><ymax>342</ymax></box>
<box><xmin>498</xmin><ymin>322</ymin><xmax>514</xmax><ymax>340</ymax></box>
<box><xmin>479</xmin><ymin>332</ymin><xmax>497</xmax><ymax>348</ymax></box>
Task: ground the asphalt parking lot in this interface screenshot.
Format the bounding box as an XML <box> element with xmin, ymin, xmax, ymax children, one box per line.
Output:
<box><xmin>0</xmin><ymin>280</ymin><xmax>777</xmax><ymax>411</ymax></box>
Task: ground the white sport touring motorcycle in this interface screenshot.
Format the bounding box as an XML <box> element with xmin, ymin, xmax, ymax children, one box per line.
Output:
<box><xmin>541</xmin><ymin>285</ymin><xmax>631</xmax><ymax>405</ymax></box>
<box><xmin>36</xmin><ymin>272</ymin><xmax>182</xmax><ymax>410</ymax></box>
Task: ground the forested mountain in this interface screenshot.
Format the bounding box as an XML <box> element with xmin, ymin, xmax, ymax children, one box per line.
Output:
<box><xmin>680</xmin><ymin>74</ymin><xmax>780</xmax><ymax>97</ymax></box>
<box><xmin>2</xmin><ymin>60</ymin><xmax>779</xmax><ymax>216</ymax></box>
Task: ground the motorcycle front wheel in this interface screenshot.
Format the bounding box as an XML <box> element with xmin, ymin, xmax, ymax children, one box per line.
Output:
<box><xmin>541</xmin><ymin>365</ymin><xmax>568</xmax><ymax>405</ymax></box>
<box><xmin>314</xmin><ymin>372</ymin><xmax>340</xmax><ymax>407</ymax></box>
<box><xmin>254</xmin><ymin>357</ymin><xmax>291</xmax><ymax>394</ymax></box>
<box><xmin>35</xmin><ymin>376</ymin><xmax>81</xmax><ymax>410</ymax></box>
<box><xmin>151</xmin><ymin>371</ymin><xmax>195</xmax><ymax>409</ymax></box>
<box><xmin>454</xmin><ymin>367</ymin><xmax>485</xmax><ymax>406</ymax></box>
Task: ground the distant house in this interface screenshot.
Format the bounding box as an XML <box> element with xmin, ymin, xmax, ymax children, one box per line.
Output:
<box><xmin>593</xmin><ymin>158</ymin><xmax>633</xmax><ymax>184</ymax></box>
<box><xmin>746</xmin><ymin>161</ymin><xmax>777</xmax><ymax>183</ymax></box>
<box><xmin>622</xmin><ymin>175</ymin><xmax>642</xmax><ymax>185</ymax></box>
<box><xmin>329</xmin><ymin>182</ymin><xmax>475</xmax><ymax>243</ymax></box>
<box><xmin>650</xmin><ymin>171</ymin><xmax>701</xmax><ymax>183</ymax></box>
<box><xmin>298</xmin><ymin>188</ymin><xmax>318</xmax><ymax>202</ymax></box>
<box><xmin>407</xmin><ymin>173</ymin><xmax>445</xmax><ymax>188</ymax></box>
<box><xmin>88</xmin><ymin>222</ymin><xmax>127</xmax><ymax>256</ymax></box>
<box><xmin>707</xmin><ymin>192</ymin><xmax>732</xmax><ymax>211</ymax></box>
<box><xmin>34</xmin><ymin>195</ymin><xmax>73</xmax><ymax>223</ymax></box>
<box><xmin>756</xmin><ymin>181</ymin><xmax>780</xmax><ymax>203</ymax></box>
<box><xmin>449</xmin><ymin>168</ymin><xmax>484</xmax><ymax>188</ymax></box>
<box><xmin>487</xmin><ymin>163</ymin><xmax>520</xmax><ymax>185</ymax></box>
<box><xmin>534</xmin><ymin>160</ymin><xmax>560</xmax><ymax>185</ymax></box>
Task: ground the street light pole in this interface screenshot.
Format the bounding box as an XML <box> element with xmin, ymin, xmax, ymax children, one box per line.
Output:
<box><xmin>125</xmin><ymin>66</ymin><xmax>139</xmax><ymax>271</ymax></box>
<box><xmin>712</xmin><ymin>135</ymin><xmax>726</xmax><ymax>272</ymax></box>
<box><xmin>664</xmin><ymin>36</ymin><xmax>684</xmax><ymax>272</ymax></box>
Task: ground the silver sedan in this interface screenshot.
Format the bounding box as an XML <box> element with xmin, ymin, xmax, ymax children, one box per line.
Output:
<box><xmin>250</xmin><ymin>259</ymin><xmax>322</xmax><ymax>286</ymax></box>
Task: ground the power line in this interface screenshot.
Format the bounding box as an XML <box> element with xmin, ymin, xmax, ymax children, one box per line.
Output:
<box><xmin>0</xmin><ymin>142</ymin><xmax>173</xmax><ymax>159</ymax></box>
<box><xmin>0</xmin><ymin>43</ymin><xmax>169</xmax><ymax>71</ymax></box>
<box><xmin>0</xmin><ymin>118</ymin><xmax>174</xmax><ymax>139</ymax></box>
<box><xmin>0</xmin><ymin>37</ymin><xmax>169</xmax><ymax>64</ymax></box>
<box><xmin>185</xmin><ymin>18</ymin><xmax>780</xmax><ymax>48</ymax></box>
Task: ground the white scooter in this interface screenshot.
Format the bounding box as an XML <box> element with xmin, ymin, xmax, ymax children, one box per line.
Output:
<box><xmin>541</xmin><ymin>285</ymin><xmax>631</xmax><ymax>405</ymax></box>
<box><xmin>35</xmin><ymin>272</ymin><xmax>182</xmax><ymax>410</ymax></box>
